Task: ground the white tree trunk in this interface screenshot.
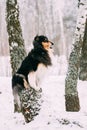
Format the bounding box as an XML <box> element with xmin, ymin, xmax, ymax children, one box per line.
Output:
<box><xmin>6</xmin><ymin>0</ymin><xmax>26</xmax><ymax>75</ymax></box>
<box><xmin>65</xmin><ymin>0</ymin><xmax>87</xmax><ymax>111</ymax></box>
<box><xmin>79</xmin><ymin>20</ymin><xmax>87</xmax><ymax>80</ymax></box>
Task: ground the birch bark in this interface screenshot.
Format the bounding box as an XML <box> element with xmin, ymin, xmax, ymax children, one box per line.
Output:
<box><xmin>79</xmin><ymin>19</ymin><xmax>87</xmax><ymax>80</ymax></box>
<box><xmin>6</xmin><ymin>0</ymin><xmax>42</xmax><ymax>123</ymax></box>
<box><xmin>6</xmin><ymin>0</ymin><xmax>26</xmax><ymax>75</ymax></box>
<box><xmin>65</xmin><ymin>0</ymin><xmax>87</xmax><ymax>111</ymax></box>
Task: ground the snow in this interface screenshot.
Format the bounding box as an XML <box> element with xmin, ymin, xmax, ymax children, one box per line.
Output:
<box><xmin>0</xmin><ymin>75</ymin><xmax>87</xmax><ymax>130</ymax></box>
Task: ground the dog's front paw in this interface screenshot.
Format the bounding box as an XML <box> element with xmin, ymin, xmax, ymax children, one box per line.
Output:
<box><xmin>30</xmin><ymin>86</ymin><xmax>41</xmax><ymax>92</ymax></box>
<box><xmin>34</xmin><ymin>87</ymin><xmax>41</xmax><ymax>92</ymax></box>
<box><xmin>30</xmin><ymin>84</ymin><xmax>42</xmax><ymax>92</ymax></box>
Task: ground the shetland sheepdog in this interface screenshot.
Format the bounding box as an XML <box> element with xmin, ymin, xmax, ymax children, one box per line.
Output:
<box><xmin>12</xmin><ymin>35</ymin><xmax>54</xmax><ymax>112</ymax></box>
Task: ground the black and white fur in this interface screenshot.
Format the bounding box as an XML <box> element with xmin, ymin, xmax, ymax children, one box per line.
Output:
<box><xmin>12</xmin><ymin>35</ymin><xmax>54</xmax><ymax>112</ymax></box>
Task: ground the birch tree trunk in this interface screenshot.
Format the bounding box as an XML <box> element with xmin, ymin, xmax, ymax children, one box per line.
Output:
<box><xmin>79</xmin><ymin>19</ymin><xmax>87</xmax><ymax>80</ymax></box>
<box><xmin>6</xmin><ymin>0</ymin><xmax>26</xmax><ymax>75</ymax></box>
<box><xmin>65</xmin><ymin>0</ymin><xmax>87</xmax><ymax>111</ymax></box>
<box><xmin>6</xmin><ymin>0</ymin><xmax>42</xmax><ymax>123</ymax></box>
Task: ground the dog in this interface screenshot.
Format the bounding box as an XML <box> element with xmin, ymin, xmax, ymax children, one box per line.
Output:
<box><xmin>12</xmin><ymin>35</ymin><xmax>54</xmax><ymax>112</ymax></box>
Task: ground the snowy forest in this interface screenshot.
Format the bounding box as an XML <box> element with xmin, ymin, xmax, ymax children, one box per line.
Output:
<box><xmin>0</xmin><ymin>0</ymin><xmax>87</xmax><ymax>130</ymax></box>
<box><xmin>0</xmin><ymin>0</ymin><xmax>78</xmax><ymax>76</ymax></box>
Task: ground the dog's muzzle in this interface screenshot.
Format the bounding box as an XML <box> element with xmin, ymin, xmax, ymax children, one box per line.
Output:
<box><xmin>50</xmin><ymin>42</ymin><xmax>54</xmax><ymax>49</ymax></box>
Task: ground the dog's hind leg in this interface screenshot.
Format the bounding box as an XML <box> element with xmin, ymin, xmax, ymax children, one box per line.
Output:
<box><xmin>13</xmin><ymin>85</ymin><xmax>21</xmax><ymax>112</ymax></box>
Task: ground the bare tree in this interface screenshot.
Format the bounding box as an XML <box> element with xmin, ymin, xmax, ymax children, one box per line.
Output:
<box><xmin>65</xmin><ymin>0</ymin><xmax>87</xmax><ymax>111</ymax></box>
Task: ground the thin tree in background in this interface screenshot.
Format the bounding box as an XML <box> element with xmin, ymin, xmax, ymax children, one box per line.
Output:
<box><xmin>65</xmin><ymin>0</ymin><xmax>87</xmax><ymax>111</ymax></box>
<box><xmin>6</xmin><ymin>0</ymin><xmax>26</xmax><ymax>75</ymax></box>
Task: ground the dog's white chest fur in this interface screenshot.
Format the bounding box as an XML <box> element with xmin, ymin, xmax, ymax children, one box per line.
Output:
<box><xmin>28</xmin><ymin>63</ymin><xmax>47</xmax><ymax>91</ymax></box>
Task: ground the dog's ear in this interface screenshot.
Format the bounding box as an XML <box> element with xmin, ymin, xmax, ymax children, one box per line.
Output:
<box><xmin>33</xmin><ymin>35</ymin><xmax>39</xmax><ymax>48</ymax></box>
<box><xmin>33</xmin><ymin>35</ymin><xmax>42</xmax><ymax>49</ymax></box>
<box><xmin>34</xmin><ymin>35</ymin><xmax>39</xmax><ymax>41</ymax></box>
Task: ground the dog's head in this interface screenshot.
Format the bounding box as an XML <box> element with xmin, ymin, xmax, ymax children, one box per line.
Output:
<box><xmin>33</xmin><ymin>35</ymin><xmax>54</xmax><ymax>51</ymax></box>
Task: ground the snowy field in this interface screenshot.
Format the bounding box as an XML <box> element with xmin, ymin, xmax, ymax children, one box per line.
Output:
<box><xmin>0</xmin><ymin>75</ymin><xmax>87</xmax><ymax>130</ymax></box>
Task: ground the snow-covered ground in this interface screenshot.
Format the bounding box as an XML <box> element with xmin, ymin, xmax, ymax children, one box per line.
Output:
<box><xmin>0</xmin><ymin>75</ymin><xmax>87</xmax><ymax>130</ymax></box>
